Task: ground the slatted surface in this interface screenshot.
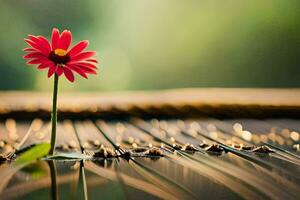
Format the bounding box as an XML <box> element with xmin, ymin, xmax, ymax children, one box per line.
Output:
<box><xmin>0</xmin><ymin>118</ymin><xmax>299</xmax><ymax>200</ymax></box>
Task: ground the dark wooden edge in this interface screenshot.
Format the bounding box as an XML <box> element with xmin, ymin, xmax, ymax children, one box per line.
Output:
<box><xmin>0</xmin><ymin>89</ymin><xmax>300</xmax><ymax>119</ymax></box>
<box><xmin>0</xmin><ymin>104</ymin><xmax>299</xmax><ymax>120</ymax></box>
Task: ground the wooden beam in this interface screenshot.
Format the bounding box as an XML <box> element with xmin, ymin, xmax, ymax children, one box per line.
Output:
<box><xmin>0</xmin><ymin>88</ymin><xmax>299</xmax><ymax>119</ymax></box>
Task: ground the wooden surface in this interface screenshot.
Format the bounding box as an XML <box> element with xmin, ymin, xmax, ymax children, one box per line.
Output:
<box><xmin>0</xmin><ymin>88</ymin><xmax>300</xmax><ymax>119</ymax></box>
<box><xmin>1</xmin><ymin>88</ymin><xmax>300</xmax><ymax>199</ymax></box>
<box><xmin>1</xmin><ymin>117</ymin><xmax>300</xmax><ymax>199</ymax></box>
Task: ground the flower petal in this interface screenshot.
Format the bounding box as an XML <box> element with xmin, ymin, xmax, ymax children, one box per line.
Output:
<box><xmin>57</xmin><ymin>30</ymin><xmax>72</xmax><ymax>50</ymax></box>
<box><xmin>51</xmin><ymin>28</ymin><xmax>60</xmax><ymax>50</ymax></box>
<box><xmin>24</xmin><ymin>39</ymin><xmax>49</xmax><ymax>55</ymax></box>
<box><xmin>37</xmin><ymin>35</ymin><xmax>51</xmax><ymax>52</ymax></box>
<box><xmin>70</xmin><ymin>51</ymin><xmax>96</xmax><ymax>62</ymax></box>
<box><xmin>28</xmin><ymin>35</ymin><xmax>51</xmax><ymax>54</ymax></box>
<box><xmin>37</xmin><ymin>61</ymin><xmax>54</xmax><ymax>70</ymax></box>
<box><xmin>86</xmin><ymin>58</ymin><xmax>98</xmax><ymax>63</ymax></box>
<box><xmin>23</xmin><ymin>48</ymin><xmax>36</xmax><ymax>52</ymax></box>
<box><xmin>68</xmin><ymin>40</ymin><xmax>89</xmax><ymax>57</ymax></box>
<box><xmin>28</xmin><ymin>35</ymin><xmax>44</xmax><ymax>46</ymax></box>
<box><xmin>23</xmin><ymin>52</ymin><xmax>45</xmax><ymax>59</ymax></box>
<box><xmin>73</xmin><ymin>64</ymin><xmax>97</xmax><ymax>74</ymax></box>
<box><xmin>66</xmin><ymin>64</ymin><xmax>88</xmax><ymax>79</ymax></box>
<box><xmin>28</xmin><ymin>35</ymin><xmax>51</xmax><ymax>52</ymax></box>
<box><xmin>63</xmin><ymin>67</ymin><xmax>75</xmax><ymax>82</ymax></box>
<box><xmin>26</xmin><ymin>57</ymin><xmax>49</xmax><ymax>64</ymax></box>
<box><xmin>56</xmin><ymin>67</ymin><xmax>64</xmax><ymax>76</ymax></box>
<box><xmin>48</xmin><ymin>65</ymin><xmax>57</xmax><ymax>78</ymax></box>
<box><xmin>74</xmin><ymin>62</ymin><xmax>97</xmax><ymax>69</ymax></box>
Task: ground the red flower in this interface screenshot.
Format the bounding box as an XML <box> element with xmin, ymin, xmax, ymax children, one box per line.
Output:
<box><xmin>23</xmin><ymin>28</ymin><xmax>98</xmax><ymax>82</ymax></box>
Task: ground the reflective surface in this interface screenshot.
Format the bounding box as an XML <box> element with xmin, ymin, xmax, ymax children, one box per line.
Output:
<box><xmin>0</xmin><ymin>118</ymin><xmax>300</xmax><ymax>199</ymax></box>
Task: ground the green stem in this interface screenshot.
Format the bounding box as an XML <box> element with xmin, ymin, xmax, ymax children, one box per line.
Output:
<box><xmin>49</xmin><ymin>160</ymin><xmax>59</xmax><ymax>200</ymax></box>
<box><xmin>49</xmin><ymin>74</ymin><xmax>59</xmax><ymax>155</ymax></box>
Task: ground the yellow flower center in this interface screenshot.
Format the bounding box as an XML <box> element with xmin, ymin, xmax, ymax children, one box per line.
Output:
<box><xmin>54</xmin><ymin>49</ymin><xmax>68</xmax><ymax>56</ymax></box>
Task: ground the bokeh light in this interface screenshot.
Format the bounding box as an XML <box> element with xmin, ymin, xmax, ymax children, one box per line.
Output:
<box><xmin>0</xmin><ymin>0</ymin><xmax>299</xmax><ymax>91</ymax></box>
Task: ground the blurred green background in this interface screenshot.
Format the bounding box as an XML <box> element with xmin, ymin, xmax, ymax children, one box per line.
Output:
<box><xmin>0</xmin><ymin>0</ymin><xmax>299</xmax><ymax>92</ymax></box>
